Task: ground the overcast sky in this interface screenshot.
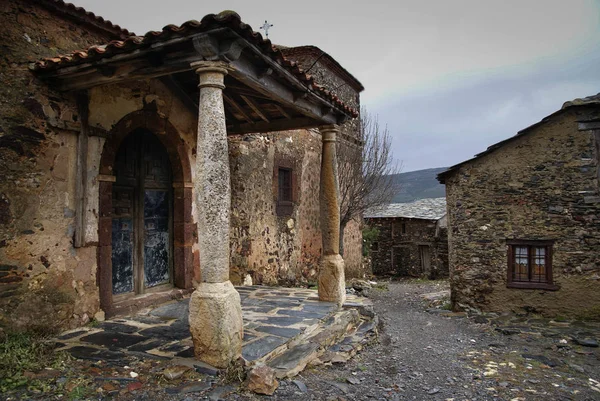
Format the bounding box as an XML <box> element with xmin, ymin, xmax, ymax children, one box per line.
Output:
<box><xmin>74</xmin><ymin>0</ymin><xmax>600</xmax><ymax>172</ymax></box>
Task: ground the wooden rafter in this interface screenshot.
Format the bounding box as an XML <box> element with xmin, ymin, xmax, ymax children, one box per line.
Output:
<box><xmin>274</xmin><ymin>104</ymin><xmax>292</xmax><ymax>120</ymax></box>
<box><xmin>223</xmin><ymin>94</ymin><xmax>254</xmax><ymax>124</ymax></box>
<box><xmin>240</xmin><ymin>95</ymin><xmax>270</xmax><ymax>123</ymax></box>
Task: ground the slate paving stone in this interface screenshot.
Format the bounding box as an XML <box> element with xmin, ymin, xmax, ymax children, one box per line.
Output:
<box><xmin>207</xmin><ymin>385</ymin><xmax>235</xmax><ymax>400</ymax></box>
<box><xmin>160</xmin><ymin>343</ymin><xmax>186</xmax><ymax>352</ymax></box>
<box><xmin>262</xmin><ymin>301</ymin><xmax>302</xmax><ymax>309</ymax></box>
<box><xmin>242</xmin><ymin>336</ymin><xmax>287</xmax><ymax>361</ymax></box>
<box><xmin>139</xmin><ymin>324</ymin><xmax>190</xmax><ymax>341</ymax></box>
<box><xmin>194</xmin><ymin>361</ymin><xmax>219</xmax><ymax>376</ymax></box>
<box><xmin>129</xmin><ymin>315</ymin><xmax>167</xmax><ymax>325</ymax></box>
<box><xmin>237</xmin><ymin>286</ymin><xmax>259</xmax><ymax>291</ymax></box>
<box><xmin>357</xmin><ymin>320</ymin><xmax>377</xmax><ymax>334</ymax></box>
<box><xmin>243</xmin><ymin>306</ymin><xmax>276</xmax><ymax>313</ymax></box>
<box><xmin>243</xmin><ymin>333</ymin><xmax>257</xmax><ymax>342</ymax></box>
<box><xmin>260</xmin><ymin>316</ymin><xmax>305</xmax><ymax>326</ymax></box>
<box><xmin>268</xmin><ymin>342</ymin><xmax>319</xmax><ymax>370</ymax></box>
<box><xmin>165</xmin><ymin>381</ymin><xmax>212</xmax><ymax>394</ymax></box>
<box><xmin>242</xmin><ymin>298</ymin><xmax>266</xmax><ymax>306</ymax></box>
<box><xmin>150</xmin><ymin>300</ymin><xmax>189</xmax><ymax>321</ymax></box>
<box><xmin>57</xmin><ymin>330</ymin><xmax>88</xmax><ymax>340</ymax></box>
<box><xmin>80</xmin><ymin>332</ymin><xmax>147</xmax><ymax>349</ymax></box>
<box><xmin>128</xmin><ymin>340</ymin><xmax>166</xmax><ymax>352</ymax></box>
<box><xmin>67</xmin><ymin>346</ymin><xmax>100</xmax><ymax>359</ymax></box>
<box><xmin>276</xmin><ymin>309</ymin><xmax>326</xmax><ymax>319</ymax></box>
<box><xmin>302</xmin><ymin>302</ymin><xmax>337</xmax><ymax>312</ymax></box>
<box><xmin>176</xmin><ymin>347</ymin><xmax>195</xmax><ymax>358</ymax></box>
<box><xmin>98</xmin><ymin>322</ymin><xmax>140</xmax><ymax>334</ymax></box>
<box><xmin>263</xmin><ymin>296</ymin><xmax>307</xmax><ymax>302</ymax></box>
<box><xmin>95</xmin><ymin>349</ymin><xmax>128</xmax><ymax>361</ymax></box>
<box><xmin>255</xmin><ymin>325</ymin><xmax>302</xmax><ymax>338</ymax></box>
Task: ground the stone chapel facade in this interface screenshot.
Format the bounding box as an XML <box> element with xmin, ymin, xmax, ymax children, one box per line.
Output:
<box><xmin>0</xmin><ymin>0</ymin><xmax>363</xmax><ymax>366</ymax></box>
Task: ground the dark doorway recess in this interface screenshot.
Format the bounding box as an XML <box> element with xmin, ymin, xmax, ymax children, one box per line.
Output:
<box><xmin>112</xmin><ymin>130</ymin><xmax>173</xmax><ymax>297</ymax></box>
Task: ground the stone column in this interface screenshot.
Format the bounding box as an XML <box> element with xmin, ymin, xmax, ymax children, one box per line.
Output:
<box><xmin>318</xmin><ymin>125</ymin><xmax>346</xmax><ymax>305</ymax></box>
<box><xmin>188</xmin><ymin>61</ymin><xmax>243</xmax><ymax>368</ymax></box>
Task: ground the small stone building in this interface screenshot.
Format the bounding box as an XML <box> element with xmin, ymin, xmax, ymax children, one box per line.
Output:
<box><xmin>438</xmin><ymin>95</ymin><xmax>600</xmax><ymax>318</ymax></box>
<box><xmin>0</xmin><ymin>0</ymin><xmax>363</xmax><ymax>365</ymax></box>
<box><xmin>365</xmin><ymin>198</ymin><xmax>448</xmax><ymax>278</ymax></box>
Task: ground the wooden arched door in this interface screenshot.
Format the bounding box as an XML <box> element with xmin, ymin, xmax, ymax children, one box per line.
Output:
<box><xmin>111</xmin><ymin>130</ymin><xmax>173</xmax><ymax>296</ymax></box>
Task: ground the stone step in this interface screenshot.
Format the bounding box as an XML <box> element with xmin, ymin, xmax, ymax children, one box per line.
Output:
<box><xmin>265</xmin><ymin>308</ymin><xmax>377</xmax><ymax>379</ymax></box>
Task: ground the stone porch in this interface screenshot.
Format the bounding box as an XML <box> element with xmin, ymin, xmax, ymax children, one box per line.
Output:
<box><xmin>55</xmin><ymin>286</ymin><xmax>376</xmax><ymax>379</ymax></box>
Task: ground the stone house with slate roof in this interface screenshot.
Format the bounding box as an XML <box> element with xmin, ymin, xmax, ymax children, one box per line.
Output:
<box><xmin>438</xmin><ymin>94</ymin><xmax>600</xmax><ymax>318</ymax></box>
<box><xmin>365</xmin><ymin>198</ymin><xmax>449</xmax><ymax>278</ymax></box>
<box><xmin>0</xmin><ymin>0</ymin><xmax>363</xmax><ymax>367</ymax></box>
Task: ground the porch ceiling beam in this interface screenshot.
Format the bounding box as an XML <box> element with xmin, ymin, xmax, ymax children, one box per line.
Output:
<box><xmin>274</xmin><ymin>104</ymin><xmax>292</xmax><ymax>119</ymax></box>
<box><xmin>229</xmin><ymin>54</ymin><xmax>339</xmax><ymax>125</ymax></box>
<box><xmin>223</xmin><ymin>94</ymin><xmax>254</xmax><ymax>124</ymax></box>
<box><xmin>227</xmin><ymin>117</ymin><xmax>320</xmax><ymax>135</ymax></box>
<box><xmin>239</xmin><ymin>95</ymin><xmax>269</xmax><ymax>123</ymax></box>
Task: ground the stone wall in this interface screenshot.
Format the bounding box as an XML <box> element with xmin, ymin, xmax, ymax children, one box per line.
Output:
<box><xmin>0</xmin><ymin>1</ymin><xmax>365</xmax><ymax>332</ymax></box>
<box><xmin>228</xmin><ymin>129</ymin><xmax>365</xmax><ymax>285</ymax></box>
<box><xmin>0</xmin><ymin>0</ymin><xmax>123</xmax><ymax>332</ymax></box>
<box><xmin>366</xmin><ymin>217</ymin><xmax>448</xmax><ymax>278</ymax></box>
<box><xmin>444</xmin><ymin>107</ymin><xmax>600</xmax><ymax>318</ymax></box>
<box><xmin>280</xmin><ymin>46</ymin><xmax>362</xmax><ymax>143</ymax></box>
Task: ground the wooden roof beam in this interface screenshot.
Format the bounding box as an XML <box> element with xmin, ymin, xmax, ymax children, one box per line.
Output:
<box><xmin>274</xmin><ymin>104</ymin><xmax>292</xmax><ymax>119</ymax></box>
<box><xmin>223</xmin><ymin>94</ymin><xmax>254</xmax><ymax>124</ymax></box>
<box><xmin>240</xmin><ymin>95</ymin><xmax>270</xmax><ymax>123</ymax></box>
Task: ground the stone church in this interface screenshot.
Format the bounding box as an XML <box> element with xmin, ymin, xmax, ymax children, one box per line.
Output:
<box><xmin>0</xmin><ymin>0</ymin><xmax>363</xmax><ymax>366</ymax></box>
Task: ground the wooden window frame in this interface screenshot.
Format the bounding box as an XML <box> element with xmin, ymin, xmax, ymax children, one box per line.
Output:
<box><xmin>275</xmin><ymin>166</ymin><xmax>295</xmax><ymax>216</ymax></box>
<box><xmin>506</xmin><ymin>239</ymin><xmax>558</xmax><ymax>290</ymax></box>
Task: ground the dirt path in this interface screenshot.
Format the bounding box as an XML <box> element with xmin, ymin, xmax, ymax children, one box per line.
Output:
<box><xmin>252</xmin><ymin>281</ymin><xmax>599</xmax><ymax>401</ymax></box>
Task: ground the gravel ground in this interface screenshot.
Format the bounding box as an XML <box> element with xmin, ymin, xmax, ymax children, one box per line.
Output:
<box><xmin>246</xmin><ymin>280</ymin><xmax>600</xmax><ymax>401</ymax></box>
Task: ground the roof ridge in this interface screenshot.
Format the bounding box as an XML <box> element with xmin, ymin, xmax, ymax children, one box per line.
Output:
<box><xmin>36</xmin><ymin>0</ymin><xmax>134</xmax><ymax>39</ymax></box>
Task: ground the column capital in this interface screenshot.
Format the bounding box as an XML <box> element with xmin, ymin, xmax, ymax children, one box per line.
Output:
<box><xmin>319</xmin><ymin>124</ymin><xmax>340</xmax><ymax>142</ymax></box>
<box><xmin>191</xmin><ymin>61</ymin><xmax>233</xmax><ymax>90</ymax></box>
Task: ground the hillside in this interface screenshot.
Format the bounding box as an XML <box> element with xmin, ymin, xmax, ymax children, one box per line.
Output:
<box><xmin>389</xmin><ymin>167</ymin><xmax>447</xmax><ymax>203</ymax></box>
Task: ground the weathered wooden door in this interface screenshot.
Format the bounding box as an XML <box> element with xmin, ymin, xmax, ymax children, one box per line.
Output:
<box><xmin>112</xmin><ymin>130</ymin><xmax>172</xmax><ymax>296</ymax></box>
<box><xmin>419</xmin><ymin>245</ymin><xmax>431</xmax><ymax>276</ymax></box>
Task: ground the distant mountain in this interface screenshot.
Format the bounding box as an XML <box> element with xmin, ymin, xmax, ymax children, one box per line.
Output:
<box><xmin>388</xmin><ymin>167</ymin><xmax>447</xmax><ymax>203</ymax></box>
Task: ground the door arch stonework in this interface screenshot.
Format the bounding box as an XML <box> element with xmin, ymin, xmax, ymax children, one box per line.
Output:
<box><xmin>97</xmin><ymin>110</ymin><xmax>195</xmax><ymax>314</ymax></box>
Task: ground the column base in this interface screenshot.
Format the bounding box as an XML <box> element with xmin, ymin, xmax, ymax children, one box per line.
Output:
<box><xmin>318</xmin><ymin>254</ymin><xmax>346</xmax><ymax>305</ymax></box>
<box><xmin>189</xmin><ymin>281</ymin><xmax>243</xmax><ymax>368</ymax></box>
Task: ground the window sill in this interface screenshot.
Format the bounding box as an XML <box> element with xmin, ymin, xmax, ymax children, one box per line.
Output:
<box><xmin>276</xmin><ymin>202</ymin><xmax>293</xmax><ymax>216</ymax></box>
<box><xmin>507</xmin><ymin>282</ymin><xmax>559</xmax><ymax>291</ymax></box>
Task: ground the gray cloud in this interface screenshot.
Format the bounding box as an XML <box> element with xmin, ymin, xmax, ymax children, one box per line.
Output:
<box><xmin>373</xmin><ymin>43</ymin><xmax>600</xmax><ymax>171</ymax></box>
<box><xmin>72</xmin><ymin>0</ymin><xmax>600</xmax><ymax>172</ymax></box>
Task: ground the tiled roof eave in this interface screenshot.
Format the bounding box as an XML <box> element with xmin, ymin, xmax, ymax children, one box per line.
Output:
<box><xmin>31</xmin><ymin>11</ymin><xmax>358</xmax><ymax>118</ymax></box>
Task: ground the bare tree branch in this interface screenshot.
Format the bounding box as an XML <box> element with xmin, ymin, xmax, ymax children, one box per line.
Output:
<box><xmin>337</xmin><ymin>108</ymin><xmax>401</xmax><ymax>255</ymax></box>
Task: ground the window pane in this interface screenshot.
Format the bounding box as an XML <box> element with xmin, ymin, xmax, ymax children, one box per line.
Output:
<box><xmin>532</xmin><ymin>246</ymin><xmax>546</xmax><ymax>282</ymax></box>
<box><xmin>513</xmin><ymin>246</ymin><xmax>529</xmax><ymax>281</ymax></box>
<box><xmin>278</xmin><ymin>168</ymin><xmax>292</xmax><ymax>202</ymax></box>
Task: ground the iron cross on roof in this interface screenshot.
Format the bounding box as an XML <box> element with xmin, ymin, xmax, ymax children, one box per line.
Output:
<box><xmin>260</xmin><ymin>20</ymin><xmax>274</xmax><ymax>38</ymax></box>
